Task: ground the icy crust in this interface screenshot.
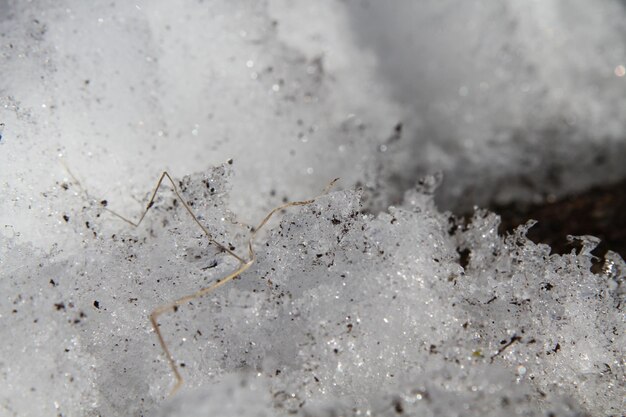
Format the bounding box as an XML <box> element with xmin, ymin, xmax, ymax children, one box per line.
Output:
<box><xmin>1</xmin><ymin>167</ymin><xmax>623</xmax><ymax>416</ymax></box>
<box><xmin>454</xmin><ymin>215</ymin><xmax>625</xmax><ymax>416</ymax></box>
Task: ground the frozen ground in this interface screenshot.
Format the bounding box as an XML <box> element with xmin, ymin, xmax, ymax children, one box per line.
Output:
<box><xmin>1</xmin><ymin>1</ymin><xmax>625</xmax><ymax>416</ymax></box>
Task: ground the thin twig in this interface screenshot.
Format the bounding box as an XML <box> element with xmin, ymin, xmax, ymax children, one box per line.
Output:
<box><xmin>64</xmin><ymin>161</ymin><xmax>340</xmax><ymax>395</ymax></box>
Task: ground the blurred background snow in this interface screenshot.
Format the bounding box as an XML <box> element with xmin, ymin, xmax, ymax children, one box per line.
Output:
<box><xmin>0</xmin><ymin>0</ymin><xmax>624</xmax><ymax>416</ymax></box>
<box><xmin>347</xmin><ymin>0</ymin><xmax>626</xmax><ymax>210</ymax></box>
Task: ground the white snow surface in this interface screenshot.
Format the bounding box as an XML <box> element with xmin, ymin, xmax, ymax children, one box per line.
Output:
<box><xmin>2</xmin><ymin>166</ymin><xmax>624</xmax><ymax>416</ymax></box>
<box><xmin>1</xmin><ymin>1</ymin><xmax>625</xmax><ymax>416</ymax></box>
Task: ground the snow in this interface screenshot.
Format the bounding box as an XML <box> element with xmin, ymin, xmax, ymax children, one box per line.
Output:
<box><xmin>346</xmin><ymin>0</ymin><xmax>626</xmax><ymax>210</ymax></box>
<box><xmin>1</xmin><ymin>1</ymin><xmax>624</xmax><ymax>416</ymax></box>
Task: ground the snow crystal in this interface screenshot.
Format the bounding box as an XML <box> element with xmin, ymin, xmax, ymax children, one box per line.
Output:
<box><xmin>2</xmin><ymin>166</ymin><xmax>623</xmax><ymax>416</ymax></box>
